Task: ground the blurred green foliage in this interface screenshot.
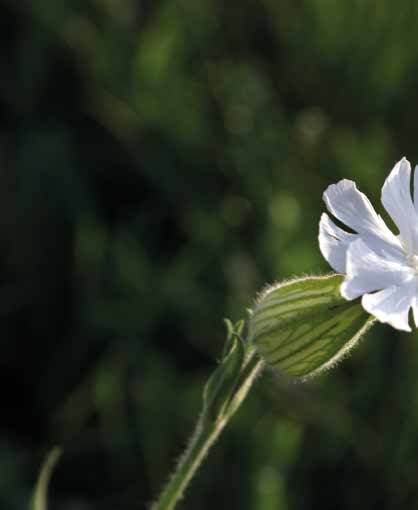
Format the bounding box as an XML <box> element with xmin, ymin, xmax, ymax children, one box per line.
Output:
<box><xmin>2</xmin><ymin>0</ymin><xmax>418</xmax><ymax>509</ymax></box>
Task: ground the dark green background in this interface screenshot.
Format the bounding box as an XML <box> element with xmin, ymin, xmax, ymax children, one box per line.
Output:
<box><xmin>2</xmin><ymin>1</ymin><xmax>418</xmax><ymax>509</ymax></box>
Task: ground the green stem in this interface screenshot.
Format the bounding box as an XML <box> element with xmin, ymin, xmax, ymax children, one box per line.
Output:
<box><xmin>225</xmin><ymin>349</ymin><xmax>263</xmax><ymax>420</ymax></box>
<box><xmin>150</xmin><ymin>416</ymin><xmax>224</xmax><ymax>510</ymax></box>
<box><xmin>150</xmin><ymin>350</ymin><xmax>263</xmax><ymax>510</ymax></box>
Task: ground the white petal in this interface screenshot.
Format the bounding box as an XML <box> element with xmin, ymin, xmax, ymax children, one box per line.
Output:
<box><xmin>414</xmin><ymin>164</ymin><xmax>418</xmax><ymax>214</ymax></box>
<box><xmin>323</xmin><ymin>179</ymin><xmax>398</xmax><ymax>243</ymax></box>
<box><xmin>381</xmin><ymin>157</ymin><xmax>418</xmax><ymax>253</ymax></box>
<box><xmin>341</xmin><ymin>238</ymin><xmax>414</xmax><ymax>301</ymax></box>
<box><xmin>319</xmin><ymin>213</ymin><xmax>355</xmax><ymax>272</ymax></box>
<box><xmin>413</xmin><ymin>295</ymin><xmax>418</xmax><ymax>328</ymax></box>
<box><xmin>362</xmin><ymin>283</ymin><xmax>416</xmax><ymax>332</ymax></box>
<box><xmin>359</xmin><ymin>233</ymin><xmax>405</xmax><ymax>263</ymax></box>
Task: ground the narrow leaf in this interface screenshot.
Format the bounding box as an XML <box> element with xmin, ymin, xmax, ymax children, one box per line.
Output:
<box><xmin>222</xmin><ymin>318</ymin><xmax>235</xmax><ymax>359</ymax></box>
<box><xmin>203</xmin><ymin>332</ymin><xmax>245</xmax><ymax>422</ymax></box>
<box><xmin>32</xmin><ymin>448</ymin><xmax>62</xmax><ymax>510</ymax></box>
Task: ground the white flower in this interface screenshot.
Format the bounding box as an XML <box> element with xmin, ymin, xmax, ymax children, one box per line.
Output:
<box><xmin>319</xmin><ymin>157</ymin><xmax>418</xmax><ymax>332</ymax></box>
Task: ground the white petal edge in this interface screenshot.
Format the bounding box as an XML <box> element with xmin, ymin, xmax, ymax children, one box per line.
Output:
<box><xmin>319</xmin><ymin>213</ymin><xmax>355</xmax><ymax>273</ymax></box>
<box><xmin>362</xmin><ymin>283</ymin><xmax>416</xmax><ymax>332</ymax></box>
<box><xmin>381</xmin><ymin>157</ymin><xmax>418</xmax><ymax>254</ymax></box>
<box><xmin>413</xmin><ymin>295</ymin><xmax>418</xmax><ymax>328</ymax></box>
<box><xmin>323</xmin><ymin>179</ymin><xmax>399</xmax><ymax>248</ymax></box>
<box><xmin>414</xmin><ymin>164</ymin><xmax>418</xmax><ymax>214</ymax></box>
<box><xmin>341</xmin><ymin>238</ymin><xmax>414</xmax><ymax>301</ymax></box>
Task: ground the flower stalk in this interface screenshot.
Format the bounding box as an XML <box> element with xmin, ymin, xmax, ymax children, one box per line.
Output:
<box><xmin>150</xmin><ymin>334</ymin><xmax>263</xmax><ymax>510</ymax></box>
<box><xmin>149</xmin><ymin>417</ymin><xmax>224</xmax><ymax>510</ymax></box>
<box><xmin>151</xmin><ymin>274</ymin><xmax>374</xmax><ymax>510</ymax></box>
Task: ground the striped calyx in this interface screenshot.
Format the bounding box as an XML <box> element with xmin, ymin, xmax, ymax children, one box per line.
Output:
<box><xmin>248</xmin><ymin>274</ymin><xmax>373</xmax><ymax>380</ymax></box>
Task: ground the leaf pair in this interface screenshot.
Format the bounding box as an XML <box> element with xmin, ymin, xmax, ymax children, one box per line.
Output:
<box><xmin>202</xmin><ymin>319</ymin><xmax>247</xmax><ymax>423</ymax></box>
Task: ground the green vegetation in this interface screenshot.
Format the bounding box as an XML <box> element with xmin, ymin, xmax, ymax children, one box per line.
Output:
<box><xmin>2</xmin><ymin>1</ymin><xmax>418</xmax><ymax>508</ymax></box>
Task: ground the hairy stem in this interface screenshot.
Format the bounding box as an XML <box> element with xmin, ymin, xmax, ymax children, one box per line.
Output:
<box><xmin>150</xmin><ymin>350</ymin><xmax>263</xmax><ymax>510</ymax></box>
<box><xmin>150</xmin><ymin>416</ymin><xmax>224</xmax><ymax>510</ymax></box>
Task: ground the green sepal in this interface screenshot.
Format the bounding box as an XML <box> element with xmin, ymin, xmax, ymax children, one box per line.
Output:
<box><xmin>203</xmin><ymin>321</ymin><xmax>245</xmax><ymax>423</ymax></box>
<box><xmin>249</xmin><ymin>274</ymin><xmax>374</xmax><ymax>379</ymax></box>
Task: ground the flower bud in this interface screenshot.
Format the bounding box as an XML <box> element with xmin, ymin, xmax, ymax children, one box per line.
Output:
<box><xmin>248</xmin><ymin>274</ymin><xmax>373</xmax><ymax>380</ymax></box>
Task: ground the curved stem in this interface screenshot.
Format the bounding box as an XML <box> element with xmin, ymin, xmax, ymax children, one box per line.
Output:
<box><xmin>150</xmin><ymin>351</ymin><xmax>263</xmax><ymax>510</ymax></box>
<box><xmin>150</xmin><ymin>417</ymin><xmax>224</xmax><ymax>510</ymax></box>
